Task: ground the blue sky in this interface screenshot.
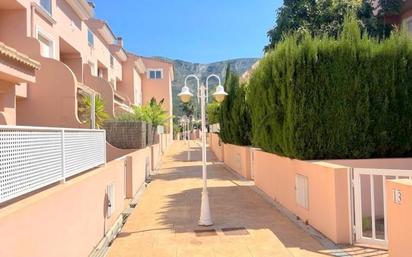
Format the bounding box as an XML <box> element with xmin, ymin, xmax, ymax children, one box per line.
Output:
<box><xmin>93</xmin><ymin>0</ymin><xmax>281</xmax><ymax>63</ymax></box>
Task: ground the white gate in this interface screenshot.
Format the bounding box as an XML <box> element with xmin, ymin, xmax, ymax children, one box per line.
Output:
<box><xmin>353</xmin><ymin>168</ymin><xmax>412</xmax><ymax>246</ymax></box>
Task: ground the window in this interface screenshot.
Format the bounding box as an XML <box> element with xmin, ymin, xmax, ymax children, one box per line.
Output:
<box><xmin>88</xmin><ymin>61</ymin><xmax>96</xmax><ymax>76</ymax></box>
<box><xmin>37</xmin><ymin>31</ymin><xmax>54</xmax><ymax>58</ymax></box>
<box><xmin>88</xmin><ymin>29</ymin><xmax>94</xmax><ymax>47</ymax></box>
<box><xmin>98</xmin><ymin>68</ymin><xmax>104</xmax><ymax>78</ymax></box>
<box><xmin>295</xmin><ymin>174</ymin><xmax>309</xmax><ymax>209</ymax></box>
<box><xmin>110</xmin><ymin>55</ymin><xmax>114</xmax><ymax>68</ymax></box>
<box><xmin>148</xmin><ymin>69</ymin><xmax>163</xmax><ymax>79</ymax></box>
<box><xmin>40</xmin><ymin>0</ymin><xmax>52</xmax><ymax>15</ymax></box>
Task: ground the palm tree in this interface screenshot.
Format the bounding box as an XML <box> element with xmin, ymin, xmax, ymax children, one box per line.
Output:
<box><xmin>141</xmin><ymin>98</ymin><xmax>169</xmax><ymax>127</ymax></box>
<box><xmin>78</xmin><ymin>95</ymin><xmax>109</xmax><ymax>129</ymax></box>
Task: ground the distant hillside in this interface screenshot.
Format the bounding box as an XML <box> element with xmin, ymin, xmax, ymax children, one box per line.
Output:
<box><xmin>156</xmin><ymin>57</ymin><xmax>259</xmax><ymax>118</ymax></box>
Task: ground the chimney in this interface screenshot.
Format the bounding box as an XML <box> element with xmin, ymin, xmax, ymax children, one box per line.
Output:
<box><xmin>88</xmin><ymin>1</ymin><xmax>95</xmax><ymax>9</ymax></box>
<box><xmin>117</xmin><ymin>37</ymin><xmax>123</xmax><ymax>47</ymax></box>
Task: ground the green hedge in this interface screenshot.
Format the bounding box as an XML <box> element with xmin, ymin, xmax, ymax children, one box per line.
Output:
<box><xmin>207</xmin><ymin>102</ymin><xmax>220</xmax><ymax>124</ymax></box>
<box><xmin>219</xmin><ymin>67</ymin><xmax>252</xmax><ymax>146</ymax></box>
<box><xmin>248</xmin><ymin>17</ymin><xmax>412</xmax><ymax>160</ymax></box>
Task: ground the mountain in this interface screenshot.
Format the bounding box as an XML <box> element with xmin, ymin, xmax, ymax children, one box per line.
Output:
<box><xmin>157</xmin><ymin>57</ymin><xmax>260</xmax><ymax>118</ymax></box>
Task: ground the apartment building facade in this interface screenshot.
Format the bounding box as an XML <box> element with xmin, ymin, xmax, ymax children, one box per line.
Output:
<box><xmin>141</xmin><ymin>56</ymin><xmax>174</xmax><ymax>134</ymax></box>
<box><xmin>0</xmin><ymin>0</ymin><xmax>174</xmax><ymax>129</ymax></box>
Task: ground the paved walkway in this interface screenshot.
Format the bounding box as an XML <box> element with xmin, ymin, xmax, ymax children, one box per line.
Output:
<box><xmin>107</xmin><ymin>141</ymin><xmax>387</xmax><ymax>257</ymax></box>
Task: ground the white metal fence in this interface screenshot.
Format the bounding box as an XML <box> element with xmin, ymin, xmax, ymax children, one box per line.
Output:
<box><xmin>0</xmin><ymin>126</ymin><xmax>106</xmax><ymax>203</ymax></box>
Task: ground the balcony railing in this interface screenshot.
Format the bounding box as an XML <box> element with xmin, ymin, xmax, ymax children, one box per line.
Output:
<box><xmin>0</xmin><ymin>126</ymin><xmax>106</xmax><ymax>203</ymax></box>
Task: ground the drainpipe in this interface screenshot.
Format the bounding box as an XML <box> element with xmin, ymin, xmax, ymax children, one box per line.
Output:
<box><xmin>30</xmin><ymin>5</ymin><xmax>35</xmax><ymax>37</ymax></box>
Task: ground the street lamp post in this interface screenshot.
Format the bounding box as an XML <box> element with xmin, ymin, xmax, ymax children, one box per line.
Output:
<box><xmin>187</xmin><ymin>116</ymin><xmax>191</xmax><ymax>161</ymax></box>
<box><xmin>177</xmin><ymin>74</ymin><xmax>228</xmax><ymax>226</ymax></box>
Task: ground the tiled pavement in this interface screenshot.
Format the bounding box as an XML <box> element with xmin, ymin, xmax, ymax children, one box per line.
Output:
<box><xmin>106</xmin><ymin>141</ymin><xmax>388</xmax><ymax>257</ymax></box>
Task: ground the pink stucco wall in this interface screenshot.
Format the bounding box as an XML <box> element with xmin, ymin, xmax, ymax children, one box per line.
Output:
<box><xmin>0</xmin><ymin>81</ymin><xmax>16</xmax><ymax>125</ymax></box>
<box><xmin>387</xmin><ymin>179</ymin><xmax>412</xmax><ymax>257</ymax></box>
<box><xmin>252</xmin><ymin>149</ymin><xmax>351</xmax><ymax>244</ymax></box>
<box><xmin>223</xmin><ymin>143</ymin><xmax>252</xmax><ymax>179</ymax></box>
<box><xmin>326</xmin><ymin>158</ymin><xmax>412</xmax><ymax>170</ymax></box>
<box><xmin>84</xmin><ymin>63</ymin><xmax>115</xmax><ymax>118</ymax></box>
<box><xmin>151</xmin><ymin>143</ymin><xmax>162</xmax><ymax>171</ymax></box>
<box><xmin>0</xmin><ymin>144</ymin><xmax>160</xmax><ymax>257</ymax></box>
<box><xmin>209</xmin><ymin>133</ymin><xmax>224</xmax><ymax>162</ymax></box>
<box><xmin>117</xmin><ymin>54</ymin><xmax>143</xmax><ymax>106</ymax></box>
<box><xmin>17</xmin><ymin>53</ymin><xmax>84</xmax><ymax>127</ymax></box>
<box><xmin>0</xmin><ymin>158</ymin><xmax>127</xmax><ymax>257</ymax></box>
<box><xmin>127</xmin><ymin>147</ymin><xmax>152</xmax><ymax>198</ymax></box>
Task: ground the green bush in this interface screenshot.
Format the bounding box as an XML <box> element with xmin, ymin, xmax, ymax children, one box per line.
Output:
<box><xmin>207</xmin><ymin>102</ymin><xmax>220</xmax><ymax>124</ymax></box>
<box><xmin>219</xmin><ymin>67</ymin><xmax>252</xmax><ymax>146</ymax></box>
<box><xmin>248</xmin><ymin>16</ymin><xmax>412</xmax><ymax>160</ymax></box>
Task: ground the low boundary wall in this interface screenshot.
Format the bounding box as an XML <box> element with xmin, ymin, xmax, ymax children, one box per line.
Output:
<box><xmin>223</xmin><ymin>143</ymin><xmax>252</xmax><ymax>179</ymax></box>
<box><xmin>252</xmin><ymin>149</ymin><xmax>351</xmax><ymax>244</ymax></box>
<box><xmin>387</xmin><ymin>179</ymin><xmax>412</xmax><ymax>257</ymax></box>
<box><xmin>209</xmin><ymin>133</ymin><xmax>224</xmax><ymax>161</ymax></box>
<box><xmin>0</xmin><ymin>140</ymin><xmax>169</xmax><ymax>257</ymax></box>
<box><xmin>209</xmin><ymin>133</ymin><xmax>351</xmax><ymax>244</ymax></box>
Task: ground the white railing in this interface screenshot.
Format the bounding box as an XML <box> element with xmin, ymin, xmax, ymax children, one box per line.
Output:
<box><xmin>0</xmin><ymin>126</ymin><xmax>106</xmax><ymax>203</ymax></box>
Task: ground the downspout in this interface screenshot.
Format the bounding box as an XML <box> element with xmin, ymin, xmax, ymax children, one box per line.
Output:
<box><xmin>30</xmin><ymin>4</ymin><xmax>35</xmax><ymax>37</ymax></box>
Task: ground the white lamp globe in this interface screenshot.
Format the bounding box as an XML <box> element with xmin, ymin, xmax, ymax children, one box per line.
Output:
<box><xmin>212</xmin><ymin>85</ymin><xmax>228</xmax><ymax>103</ymax></box>
<box><xmin>178</xmin><ymin>86</ymin><xmax>193</xmax><ymax>103</ymax></box>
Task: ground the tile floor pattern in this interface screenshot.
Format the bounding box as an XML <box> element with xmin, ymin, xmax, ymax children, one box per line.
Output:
<box><xmin>106</xmin><ymin>141</ymin><xmax>388</xmax><ymax>257</ymax></box>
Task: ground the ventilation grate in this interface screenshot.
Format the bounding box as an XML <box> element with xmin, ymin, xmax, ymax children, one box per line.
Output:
<box><xmin>194</xmin><ymin>229</ymin><xmax>217</xmax><ymax>237</ymax></box>
<box><xmin>221</xmin><ymin>227</ymin><xmax>249</xmax><ymax>236</ymax></box>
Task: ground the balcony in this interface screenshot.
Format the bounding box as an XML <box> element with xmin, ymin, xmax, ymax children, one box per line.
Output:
<box><xmin>0</xmin><ymin>41</ymin><xmax>40</xmax><ymax>125</ymax></box>
<box><xmin>16</xmin><ymin>46</ymin><xmax>85</xmax><ymax>127</ymax></box>
<box><xmin>114</xmin><ymin>90</ymin><xmax>132</xmax><ymax>115</ymax></box>
<box><xmin>0</xmin><ymin>41</ymin><xmax>39</xmax><ymax>84</ymax></box>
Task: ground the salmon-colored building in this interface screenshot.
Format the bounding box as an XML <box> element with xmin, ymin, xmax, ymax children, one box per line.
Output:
<box><xmin>140</xmin><ymin>56</ymin><xmax>174</xmax><ymax>134</ymax></box>
<box><xmin>0</xmin><ymin>0</ymin><xmax>174</xmax><ymax>128</ymax></box>
<box><xmin>0</xmin><ymin>41</ymin><xmax>40</xmax><ymax>125</ymax></box>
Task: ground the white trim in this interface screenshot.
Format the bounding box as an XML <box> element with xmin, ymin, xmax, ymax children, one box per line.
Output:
<box><xmin>31</xmin><ymin>2</ymin><xmax>56</xmax><ymax>25</ymax></box>
<box><xmin>347</xmin><ymin>168</ymin><xmax>354</xmax><ymax>245</ymax></box>
<box><xmin>35</xmin><ymin>26</ymin><xmax>55</xmax><ymax>59</ymax></box>
<box><xmin>0</xmin><ymin>125</ymin><xmax>105</xmax><ymax>132</ymax></box>
<box><xmin>147</xmin><ymin>68</ymin><xmax>164</xmax><ymax>80</ymax></box>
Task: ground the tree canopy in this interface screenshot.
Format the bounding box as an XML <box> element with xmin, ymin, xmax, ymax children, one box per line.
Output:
<box><xmin>265</xmin><ymin>0</ymin><xmax>404</xmax><ymax>51</ymax></box>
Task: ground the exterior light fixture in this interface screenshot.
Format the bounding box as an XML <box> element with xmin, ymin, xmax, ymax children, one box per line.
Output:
<box><xmin>178</xmin><ymin>85</ymin><xmax>193</xmax><ymax>103</ymax></box>
<box><xmin>212</xmin><ymin>85</ymin><xmax>228</xmax><ymax>103</ymax></box>
<box><xmin>178</xmin><ymin>74</ymin><xmax>227</xmax><ymax>227</ymax></box>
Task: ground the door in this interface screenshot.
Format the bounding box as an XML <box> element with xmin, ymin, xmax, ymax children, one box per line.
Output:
<box><xmin>354</xmin><ymin>168</ymin><xmax>412</xmax><ymax>247</ymax></box>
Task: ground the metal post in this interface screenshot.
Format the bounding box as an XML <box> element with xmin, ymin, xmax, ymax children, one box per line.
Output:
<box><xmin>187</xmin><ymin>118</ymin><xmax>191</xmax><ymax>161</ymax></box>
<box><xmin>90</xmin><ymin>93</ymin><xmax>96</xmax><ymax>129</ymax></box>
<box><xmin>198</xmin><ymin>84</ymin><xmax>212</xmax><ymax>226</ymax></box>
<box><xmin>61</xmin><ymin>129</ymin><xmax>66</xmax><ymax>183</ymax></box>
